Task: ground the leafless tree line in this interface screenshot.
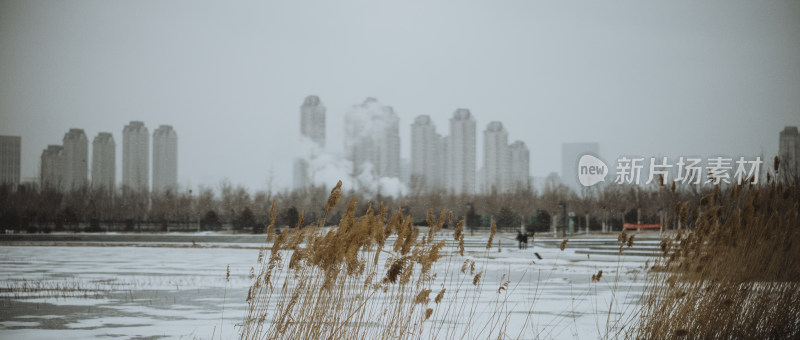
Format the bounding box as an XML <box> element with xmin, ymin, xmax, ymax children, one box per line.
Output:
<box><xmin>1</xmin><ymin>173</ymin><xmax>737</xmax><ymax>234</ymax></box>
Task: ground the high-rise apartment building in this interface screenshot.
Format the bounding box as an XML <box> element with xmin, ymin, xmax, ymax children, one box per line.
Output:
<box><xmin>482</xmin><ymin>121</ymin><xmax>509</xmax><ymax>193</ymax></box>
<box><xmin>446</xmin><ymin>109</ymin><xmax>476</xmax><ymax>195</ymax></box>
<box><xmin>152</xmin><ymin>125</ymin><xmax>178</xmax><ymax>193</ymax></box>
<box><xmin>41</xmin><ymin>145</ymin><xmax>64</xmax><ymax>190</ymax></box>
<box><xmin>0</xmin><ymin>136</ymin><xmax>21</xmax><ymax>187</ymax></box>
<box><xmin>62</xmin><ymin>128</ymin><xmax>88</xmax><ymax>190</ymax></box>
<box><xmin>122</xmin><ymin>121</ymin><xmax>149</xmax><ymax>191</ymax></box>
<box><xmin>779</xmin><ymin>126</ymin><xmax>800</xmax><ymax>181</ymax></box>
<box><xmin>410</xmin><ymin>115</ymin><xmax>444</xmax><ymax>190</ymax></box>
<box><xmin>300</xmin><ymin>95</ymin><xmax>326</xmax><ymax>148</ymax></box>
<box><xmin>508</xmin><ymin>140</ymin><xmax>530</xmax><ymax>190</ymax></box>
<box><xmin>294</xmin><ymin>95</ymin><xmax>326</xmax><ymax>190</ymax></box>
<box><xmin>91</xmin><ymin>132</ymin><xmax>115</xmax><ymax>190</ymax></box>
<box><xmin>344</xmin><ymin>98</ymin><xmax>401</xmax><ymax>179</ymax></box>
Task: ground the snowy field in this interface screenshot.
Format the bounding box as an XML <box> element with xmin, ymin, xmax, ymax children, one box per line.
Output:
<box><xmin>0</xmin><ymin>234</ymin><xmax>657</xmax><ymax>339</ymax></box>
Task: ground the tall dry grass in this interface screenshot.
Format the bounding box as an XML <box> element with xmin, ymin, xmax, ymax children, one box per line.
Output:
<box><xmin>239</xmin><ymin>181</ymin><xmax>517</xmax><ymax>339</ymax></box>
<box><xmin>634</xmin><ymin>180</ymin><xmax>800</xmax><ymax>339</ymax></box>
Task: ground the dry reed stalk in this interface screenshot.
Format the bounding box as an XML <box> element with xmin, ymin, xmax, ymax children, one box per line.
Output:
<box><xmin>238</xmin><ymin>180</ymin><xmax>542</xmax><ymax>340</ymax></box>
<box><xmin>266</xmin><ymin>199</ymin><xmax>277</xmax><ymax>242</ymax></box>
<box><xmin>486</xmin><ymin>220</ymin><xmax>496</xmax><ymax>249</ymax></box>
<box><xmin>635</xmin><ymin>180</ymin><xmax>800</xmax><ymax>339</ymax></box>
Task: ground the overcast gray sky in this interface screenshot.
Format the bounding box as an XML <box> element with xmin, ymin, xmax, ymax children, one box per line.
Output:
<box><xmin>1</xmin><ymin>0</ymin><xmax>799</xmax><ymax>192</ymax></box>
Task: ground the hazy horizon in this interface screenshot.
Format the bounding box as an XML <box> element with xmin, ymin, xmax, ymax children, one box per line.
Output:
<box><xmin>2</xmin><ymin>0</ymin><xmax>799</xmax><ymax>192</ymax></box>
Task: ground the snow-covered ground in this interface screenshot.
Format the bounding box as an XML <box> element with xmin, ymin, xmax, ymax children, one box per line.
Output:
<box><xmin>0</xmin><ymin>235</ymin><xmax>656</xmax><ymax>339</ymax></box>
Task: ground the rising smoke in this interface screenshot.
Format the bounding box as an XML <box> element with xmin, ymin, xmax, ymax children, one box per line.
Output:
<box><xmin>295</xmin><ymin>97</ymin><xmax>407</xmax><ymax>197</ymax></box>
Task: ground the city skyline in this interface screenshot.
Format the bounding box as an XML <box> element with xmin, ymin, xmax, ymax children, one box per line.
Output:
<box><xmin>2</xmin><ymin>1</ymin><xmax>798</xmax><ymax>191</ymax></box>
<box><xmin>30</xmin><ymin>122</ymin><xmax>180</xmax><ymax>193</ymax></box>
<box><xmin>9</xmin><ymin>100</ymin><xmax>797</xmax><ymax>193</ymax></box>
<box><xmin>294</xmin><ymin>96</ymin><xmax>533</xmax><ymax>195</ymax></box>
<box><xmin>8</xmin><ymin>107</ymin><xmax>800</xmax><ymax>195</ymax></box>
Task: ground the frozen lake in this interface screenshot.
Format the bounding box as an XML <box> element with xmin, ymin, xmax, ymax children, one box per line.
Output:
<box><xmin>0</xmin><ymin>234</ymin><xmax>656</xmax><ymax>339</ymax></box>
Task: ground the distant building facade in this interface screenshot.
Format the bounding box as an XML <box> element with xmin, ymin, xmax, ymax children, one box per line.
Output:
<box><xmin>40</xmin><ymin>145</ymin><xmax>64</xmax><ymax>190</ymax></box>
<box><xmin>508</xmin><ymin>140</ymin><xmax>530</xmax><ymax>190</ymax></box>
<box><xmin>344</xmin><ymin>98</ymin><xmax>401</xmax><ymax>179</ymax></box>
<box><xmin>294</xmin><ymin>95</ymin><xmax>326</xmax><ymax>190</ymax></box>
<box><xmin>779</xmin><ymin>126</ymin><xmax>800</xmax><ymax>181</ymax></box>
<box><xmin>92</xmin><ymin>132</ymin><xmax>115</xmax><ymax>190</ymax></box>
<box><xmin>0</xmin><ymin>136</ymin><xmax>21</xmax><ymax>187</ymax></box>
<box><xmin>152</xmin><ymin>125</ymin><xmax>178</xmax><ymax>193</ymax></box>
<box><xmin>62</xmin><ymin>128</ymin><xmax>88</xmax><ymax>190</ymax></box>
<box><xmin>300</xmin><ymin>95</ymin><xmax>326</xmax><ymax>148</ymax></box>
<box><xmin>482</xmin><ymin>121</ymin><xmax>509</xmax><ymax>193</ymax></box>
<box><xmin>561</xmin><ymin>142</ymin><xmax>600</xmax><ymax>192</ymax></box>
<box><xmin>410</xmin><ymin>115</ymin><xmax>444</xmax><ymax>190</ymax></box>
<box><xmin>122</xmin><ymin>121</ymin><xmax>149</xmax><ymax>191</ymax></box>
<box><xmin>446</xmin><ymin>109</ymin><xmax>476</xmax><ymax>195</ymax></box>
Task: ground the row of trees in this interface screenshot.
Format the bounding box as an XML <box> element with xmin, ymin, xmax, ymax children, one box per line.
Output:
<box><xmin>1</xmin><ymin>171</ymin><xmax>739</xmax><ymax>235</ymax></box>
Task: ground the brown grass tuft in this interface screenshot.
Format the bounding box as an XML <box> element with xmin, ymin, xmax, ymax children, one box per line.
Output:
<box><xmin>434</xmin><ymin>288</ymin><xmax>445</xmax><ymax>304</ymax></box>
<box><xmin>591</xmin><ymin>270</ymin><xmax>602</xmax><ymax>282</ymax></box>
<box><xmin>414</xmin><ymin>289</ymin><xmax>432</xmax><ymax>304</ymax></box>
<box><xmin>453</xmin><ymin>219</ymin><xmax>463</xmax><ymax>241</ymax></box>
<box><xmin>618</xmin><ymin>228</ymin><xmax>628</xmax><ymax>244</ymax></box>
<box><xmin>458</xmin><ymin>233</ymin><xmax>465</xmax><ymax>256</ymax></box>
<box><xmin>426</xmin><ymin>209</ymin><xmax>435</xmax><ymax>230</ymax></box>
<box><xmin>385</xmin><ymin>257</ymin><xmax>406</xmax><ymax>284</ymax></box>
<box><xmin>472</xmin><ymin>271</ymin><xmax>482</xmax><ymax>286</ymax></box>
<box><xmin>325</xmin><ymin>180</ymin><xmax>342</xmax><ymax>214</ymax></box>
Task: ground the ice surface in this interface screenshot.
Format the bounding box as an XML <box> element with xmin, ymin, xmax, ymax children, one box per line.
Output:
<box><xmin>1</xmin><ymin>235</ymin><xmax>655</xmax><ymax>339</ymax></box>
